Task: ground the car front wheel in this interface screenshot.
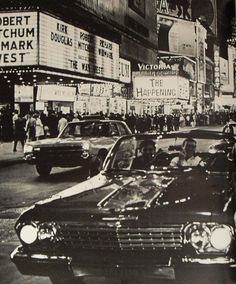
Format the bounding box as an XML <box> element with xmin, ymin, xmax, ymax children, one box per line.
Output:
<box><xmin>36</xmin><ymin>164</ymin><xmax>52</xmax><ymax>177</ymax></box>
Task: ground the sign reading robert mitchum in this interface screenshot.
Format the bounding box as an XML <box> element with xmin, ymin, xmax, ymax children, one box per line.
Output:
<box><xmin>0</xmin><ymin>12</ymin><xmax>38</xmax><ymax>66</ymax></box>
<box><xmin>39</xmin><ymin>13</ymin><xmax>120</xmax><ymax>80</ymax></box>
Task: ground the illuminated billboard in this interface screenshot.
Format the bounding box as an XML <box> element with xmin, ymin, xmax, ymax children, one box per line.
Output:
<box><xmin>39</xmin><ymin>13</ymin><xmax>120</xmax><ymax>80</ymax></box>
<box><xmin>157</xmin><ymin>0</ymin><xmax>216</xmax><ymax>34</ymax></box>
<box><xmin>157</xmin><ymin>15</ymin><xmax>196</xmax><ymax>57</ymax></box>
<box><xmin>0</xmin><ymin>11</ymin><xmax>120</xmax><ymax>81</ymax></box>
<box><xmin>0</xmin><ymin>12</ymin><xmax>38</xmax><ymax>66</ymax></box>
<box><xmin>133</xmin><ymin>75</ymin><xmax>189</xmax><ymax>101</ymax></box>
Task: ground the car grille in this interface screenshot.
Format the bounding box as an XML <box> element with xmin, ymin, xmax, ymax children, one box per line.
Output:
<box><xmin>59</xmin><ymin>224</ymin><xmax>183</xmax><ymax>251</ymax></box>
<box><xmin>36</xmin><ymin>146</ymin><xmax>82</xmax><ymax>153</ymax></box>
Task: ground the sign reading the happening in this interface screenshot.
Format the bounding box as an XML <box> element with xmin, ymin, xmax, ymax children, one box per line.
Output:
<box><xmin>133</xmin><ymin>75</ymin><xmax>189</xmax><ymax>101</ymax></box>
<box><xmin>39</xmin><ymin>13</ymin><xmax>119</xmax><ymax>80</ymax></box>
<box><xmin>0</xmin><ymin>12</ymin><xmax>38</xmax><ymax>66</ymax></box>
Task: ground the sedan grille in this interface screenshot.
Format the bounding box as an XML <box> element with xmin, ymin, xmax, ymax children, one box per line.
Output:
<box><xmin>36</xmin><ymin>146</ymin><xmax>83</xmax><ymax>153</ymax></box>
<box><xmin>59</xmin><ymin>224</ymin><xmax>183</xmax><ymax>251</ymax></box>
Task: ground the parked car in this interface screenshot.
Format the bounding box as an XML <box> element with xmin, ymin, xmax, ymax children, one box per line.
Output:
<box><xmin>23</xmin><ymin>119</ymin><xmax>132</xmax><ymax>177</ymax></box>
<box><xmin>11</xmin><ymin>130</ymin><xmax>236</xmax><ymax>284</ymax></box>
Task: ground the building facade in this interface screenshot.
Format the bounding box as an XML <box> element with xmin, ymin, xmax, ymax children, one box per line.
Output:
<box><xmin>0</xmin><ymin>0</ymin><xmax>158</xmax><ymax>115</ymax></box>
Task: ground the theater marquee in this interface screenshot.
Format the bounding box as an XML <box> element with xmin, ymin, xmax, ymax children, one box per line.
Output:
<box><xmin>0</xmin><ymin>11</ymin><xmax>120</xmax><ymax>81</ymax></box>
<box><xmin>39</xmin><ymin>13</ymin><xmax>120</xmax><ymax>80</ymax></box>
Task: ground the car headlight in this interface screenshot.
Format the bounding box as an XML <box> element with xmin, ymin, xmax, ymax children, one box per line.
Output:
<box><xmin>210</xmin><ymin>225</ymin><xmax>232</xmax><ymax>250</ymax></box>
<box><xmin>24</xmin><ymin>144</ymin><xmax>33</xmax><ymax>153</ymax></box>
<box><xmin>184</xmin><ymin>223</ymin><xmax>233</xmax><ymax>253</ymax></box>
<box><xmin>20</xmin><ymin>224</ymin><xmax>38</xmax><ymax>244</ymax></box>
<box><xmin>82</xmin><ymin>142</ymin><xmax>90</xmax><ymax>150</ymax></box>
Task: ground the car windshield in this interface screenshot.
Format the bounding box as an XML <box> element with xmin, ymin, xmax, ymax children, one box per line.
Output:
<box><xmin>59</xmin><ymin>121</ymin><xmax>110</xmax><ymax>138</ymax></box>
<box><xmin>106</xmin><ymin>132</ymin><xmax>230</xmax><ymax>172</ymax></box>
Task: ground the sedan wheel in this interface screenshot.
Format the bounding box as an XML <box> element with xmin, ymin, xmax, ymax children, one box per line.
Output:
<box><xmin>36</xmin><ymin>164</ymin><xmax>52</xmax><ymax>177</ymax></box>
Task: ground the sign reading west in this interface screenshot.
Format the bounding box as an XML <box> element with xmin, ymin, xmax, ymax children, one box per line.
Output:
<box><xmin>0</xmin><ymin>12</ymin><xmax>38</xmax><ymax>66</ymax></box>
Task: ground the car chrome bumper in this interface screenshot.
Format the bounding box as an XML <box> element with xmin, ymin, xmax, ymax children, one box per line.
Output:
<box><xmin>11</xmin><ymin>246</ymin><xmax>236</xmax><ymax>279</ymax></box>
<box><xmin>24</xmin><ymin>154</ymin><xmax>35</xmax><ymax>163</ymax></box>
<box><xmin>182</xmin><ymin>256</ymin><xmax>236</xmax><ymax>265</ymax></box>
<box><xmin>10</xmin><ymin>246</ymin><xmax>72</xmax><ymax>276</ymax></box>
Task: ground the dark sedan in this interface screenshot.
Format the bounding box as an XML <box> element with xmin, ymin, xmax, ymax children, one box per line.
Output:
<box><xmin>11</xmin><ymin>130</ymin><xmax>236</xmax><ymax>283</ymax></box>
<box><xmin>23</xmin><ymin>119</ymin><xmax>131</xmax><ymax>177</ymax></box>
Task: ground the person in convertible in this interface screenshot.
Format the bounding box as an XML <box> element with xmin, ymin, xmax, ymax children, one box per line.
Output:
<box><xmin>170</xmin><ymin>137</ymin><xmax>205</xmax><ymax>167</ymax></box>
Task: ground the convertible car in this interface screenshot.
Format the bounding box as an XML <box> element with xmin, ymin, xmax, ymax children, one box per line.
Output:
<box><xmin>23</xmin><ymin>119</ymin><xmax>131</xmax><ymax>177</ymax></box>
<box><xmin>11</xmin><ymin>130</ymin><xmax>236</xmax><ymax>283</ymax></box>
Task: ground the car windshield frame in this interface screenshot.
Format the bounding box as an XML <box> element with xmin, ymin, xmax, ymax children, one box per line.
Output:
<box><xmin>104</xmin><ymin>130</ymin><xmax>233</xmax><ymax>173</ymax></box>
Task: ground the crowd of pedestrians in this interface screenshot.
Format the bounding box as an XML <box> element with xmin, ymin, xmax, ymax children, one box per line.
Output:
<box><xmin>0</xmin><ymin>104</ymin><xmax>234</xmax><ymax>152</ymax></box>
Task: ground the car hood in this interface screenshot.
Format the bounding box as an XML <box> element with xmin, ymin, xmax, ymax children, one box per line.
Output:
<box><xmin>25</xmin><ymin>169</ymin><xmax>231</xmax><ymax>224</ymax></box>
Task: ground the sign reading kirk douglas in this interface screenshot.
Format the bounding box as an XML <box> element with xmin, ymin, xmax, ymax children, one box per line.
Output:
<box><xmin>39</xmin><ymin>13</ymin><xmax>119</xmax><ymax>80</ymax></box>
<box><xmin>0</xmin><ymin>12</ymin><xmax>37</xmax><ymax>66</ymax></box>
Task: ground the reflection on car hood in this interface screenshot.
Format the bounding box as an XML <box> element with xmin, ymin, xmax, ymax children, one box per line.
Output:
<box><xmin>26</xmin><ymin>137</ymin><xmax>89</xmax><ymax>147</ymax></box>
<box><xmin>34</xmin><ymin>169</ymin><xmax>228</xmax><ymax>216</ymax></box>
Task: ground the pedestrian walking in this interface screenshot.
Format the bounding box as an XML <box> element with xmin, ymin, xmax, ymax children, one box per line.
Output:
<box><xmin>34</xmin><ymin>112</ymin><xmax>44</xmax><ymax>140</ymax></box>
<box><xmin>58</xmin><ymin>113</ymin><xmax>68</xmax><ymax>133</ymax></box>
<box><xmin>13</xmin><ymin>114</ymin><xmax>26</xmax><ymax>152</ymax></box>
<box><xmin>25</xmin><ymin>112</ymin><xmax>36</xmax><ymax>141</ymax></box>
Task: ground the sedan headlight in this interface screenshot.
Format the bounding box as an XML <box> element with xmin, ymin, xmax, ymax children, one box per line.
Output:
<box><xmin>184</xmin><ymin>223</ymin><xmax>233</xmax><ymax>253</ymax></box>
<box><xmin>24</xmin><ymin>144</ymin><xmax>33</xmax><ymax>153</ymax></box>
<box><xmin>19</xmin><ymin>222</ymin><xmax>59</xmax><ymax>245</ymax></box>
<box><xmin>82</xmin><ymin>141</ymin><xmax>90</xmax><ymax>151</ymax></box>
<box><xmin>20</xmin><ymin>224</ymin><xmax>38</xmax><ymax>244</ymax></box>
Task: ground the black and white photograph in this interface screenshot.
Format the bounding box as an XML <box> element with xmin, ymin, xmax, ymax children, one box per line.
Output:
<box><xmin>0</xmin><ymin>0</ymin><xmax>236</xmax><ymax>283</ymax></box>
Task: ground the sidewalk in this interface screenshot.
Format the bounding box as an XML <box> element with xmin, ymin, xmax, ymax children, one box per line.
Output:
<box><xmin>0</xmin><ymin>142</ymin><xmax>25</xmax><ymax>168</ymax></box>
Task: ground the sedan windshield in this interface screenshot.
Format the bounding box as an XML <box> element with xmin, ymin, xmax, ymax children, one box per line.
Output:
<box><xmin>60</xmin><ymin>121</ymin><xmax>110</xmax><ymax>138</ymax></box>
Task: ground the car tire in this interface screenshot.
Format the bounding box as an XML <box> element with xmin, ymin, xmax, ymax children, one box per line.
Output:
<box><xmin>36</xmin><ymin>164</ymin><xmax>52</xmax><ymax>177</ymax></box>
